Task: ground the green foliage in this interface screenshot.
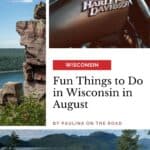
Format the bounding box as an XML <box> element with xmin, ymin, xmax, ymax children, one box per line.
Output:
<box><xmin>117</xmin><ymin>130</ymin><xmax>139</xmax><ymax>150</ymax></box>
<box><xmin>30</xmin><ymin>132</ymin><xmax>117</xmax><ymax>149</ymax></box>
<box><xmin>5</xmin><ymin>131</ymin><xmax>20</xmax><ymax>150</ymax></box>
<box><xmin>0</xmin><ymin>49</ymin><xmax>24</xmax><ymax>72</ymax></box>
<box><xmin>0</xmin><ymin>94</ymin><xmax>45</xmax><ymax>125</ymax></box>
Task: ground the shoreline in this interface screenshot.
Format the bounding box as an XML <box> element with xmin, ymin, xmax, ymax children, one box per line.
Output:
<box><xmin>0</xmin><ymin>70</ymin><xmax>22</xmax><ymax>74</ymax></box>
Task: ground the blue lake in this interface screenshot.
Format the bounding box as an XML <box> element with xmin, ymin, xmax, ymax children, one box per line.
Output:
<box><xmin>0</xmin><ymin>71</ymin><xmax>24</xmax><ymax>88</ymax></box>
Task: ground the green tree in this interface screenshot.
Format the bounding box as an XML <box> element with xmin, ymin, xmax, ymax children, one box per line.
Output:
<box><xmin>9</xmin><ymin>131</ymin><xmax>20</xmax><ymax>150</ymax></box>
<box><xmin>118</xmin><ymin>130</ymin><xmax>139</xmax><ymax>150</ymax></box>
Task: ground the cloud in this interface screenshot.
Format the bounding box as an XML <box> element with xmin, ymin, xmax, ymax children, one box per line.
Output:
<box><xmin>10</xmin><ymin>0</ymin><xmax>33</xmax><ymax>3</ymax></box>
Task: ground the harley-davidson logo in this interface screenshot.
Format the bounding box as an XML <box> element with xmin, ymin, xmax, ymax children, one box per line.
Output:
<box><xmin>82</xmin><ymin>0</ymin><xmax>132</xmax><ymax>16</ymax></box>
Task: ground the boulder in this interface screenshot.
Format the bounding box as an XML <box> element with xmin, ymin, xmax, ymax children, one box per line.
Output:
<box><xmin>3</xmin><ymin>82</ymin><xmax>23</xmax><ymax>97</ymax></box>
<box><xmin>0</xmin><ymin>82</ymin><xmax>23</xmax><ymax>105</ymax></box>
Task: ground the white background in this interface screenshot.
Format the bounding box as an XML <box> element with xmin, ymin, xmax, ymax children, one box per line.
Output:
<box><xmin>1</xmin><ymin>0</ymin><xmax>149</xmax><ymax>133</ymax></box>
<box><xmin>47</xmin><ymin>49</ymin><xmax>150</xmax><ymax>129</ymax></box>
<box><xmin>47</xmin><ymin>0</ymin><xmax>150</xmax><ymax>130</ymax></box>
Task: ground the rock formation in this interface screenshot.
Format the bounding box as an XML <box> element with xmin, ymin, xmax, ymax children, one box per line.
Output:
<box><xmin>0</xmin><ymin>2</ymin><xmax>46</xmax><ymax>105</ymax></box>
<box><xmin>16</xmin><ymin>2</ymin><xmax>46</xmax><ymax>100</ymax></box>
<box><xmin>0</xmin><ymin>82</ymin><xmax>23</xmax><ymax>105</ymax></box>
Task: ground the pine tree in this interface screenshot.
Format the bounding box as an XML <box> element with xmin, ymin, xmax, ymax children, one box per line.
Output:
<box><xmin>9</xmin><ymin>131</ymin><xmax>20</xmax><ymax>150</ymax></box>
<box><xmin>118</xmin><ymin>130</ymin><xmax>139</xmax><ymax>150</ymax></box>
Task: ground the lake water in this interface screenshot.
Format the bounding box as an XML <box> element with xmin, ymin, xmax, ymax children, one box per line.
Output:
<box><xmin>0</xmin><ymin>71</ymin><xmax>24</xmax><ymax>88</ymax></box>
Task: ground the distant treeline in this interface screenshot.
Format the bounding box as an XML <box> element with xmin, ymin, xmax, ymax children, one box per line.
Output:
<box><xmin>0</xmin><ymin>48</ymin><xmax>25</xmax><ymax>72</ymax></box>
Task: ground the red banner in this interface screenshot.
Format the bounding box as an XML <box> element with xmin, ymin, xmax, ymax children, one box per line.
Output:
<box><xmin>53</xmin><ymin>60</ymin><xmax>111</xmax><ymax>70</ymax></box>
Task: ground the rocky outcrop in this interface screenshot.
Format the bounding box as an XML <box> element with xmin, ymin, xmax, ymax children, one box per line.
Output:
<box><xmin>16</xmin><ymin>2</ymin><xmax>46</xmax><ymax>100</ymax></box>
<box><xmin>0</xmin><ymin>82</ymin><xmax>23</xmax><ymax>105</ymax></box>
<box><xmin>34</xmin><ymin>2</ymin><xmax>46</xmax><ymax>19</ymax></box>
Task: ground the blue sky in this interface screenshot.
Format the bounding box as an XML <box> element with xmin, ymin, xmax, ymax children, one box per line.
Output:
<box><xmin>0</xmin><ymin>0</ymin><xmax>45</xmax><ymax>48</ymax></box>
<box><xmin>0</xmin><ymin>130</ymin><xmax>149</xmax><ymax>140</ymax></box>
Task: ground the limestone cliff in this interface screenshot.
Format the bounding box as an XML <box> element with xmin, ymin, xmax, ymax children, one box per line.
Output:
<box><xmin>16</xmin><ymin>2</ymin><xmax>46</xmax><ymax>100</ymax></box>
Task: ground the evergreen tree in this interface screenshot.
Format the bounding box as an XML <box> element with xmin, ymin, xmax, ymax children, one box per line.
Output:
<box><xmin>118</xmin><ymin>130</ymin><xmax>139</xmax><ymax>150</ymax></box>
<box><xmin>9</xmin><ymin>131</ymin><xmax>20</xmax><ymax>150</ymax></box>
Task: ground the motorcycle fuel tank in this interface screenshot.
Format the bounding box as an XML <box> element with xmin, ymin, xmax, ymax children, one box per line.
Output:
<box><xmin>50</xmin><ymin>0</ymin><xmax>130</xmax><ymax>48</ymax></box>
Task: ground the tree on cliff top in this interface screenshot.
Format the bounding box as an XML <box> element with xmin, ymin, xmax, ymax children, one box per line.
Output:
<box><xmin>34</xmin><ymin>1</ymin><xmax>46</xmax><ymax>19</ymax></box>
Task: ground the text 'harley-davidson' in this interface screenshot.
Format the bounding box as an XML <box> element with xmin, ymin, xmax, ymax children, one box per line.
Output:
<box><xmin>50</xmin><ymin>0</ymin><xmax>150</xmax><ymax>48</ymax></box>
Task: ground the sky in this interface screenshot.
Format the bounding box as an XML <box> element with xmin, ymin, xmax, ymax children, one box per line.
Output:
<box><xmin>0</xmin><ymin>130</ymin><xmax>149</xmax><ymax>140</ymax></box>
<box><xmin>0</xmin><ymin>0</ymin><xmax>45</xmax><ymax>48</ymax></box>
